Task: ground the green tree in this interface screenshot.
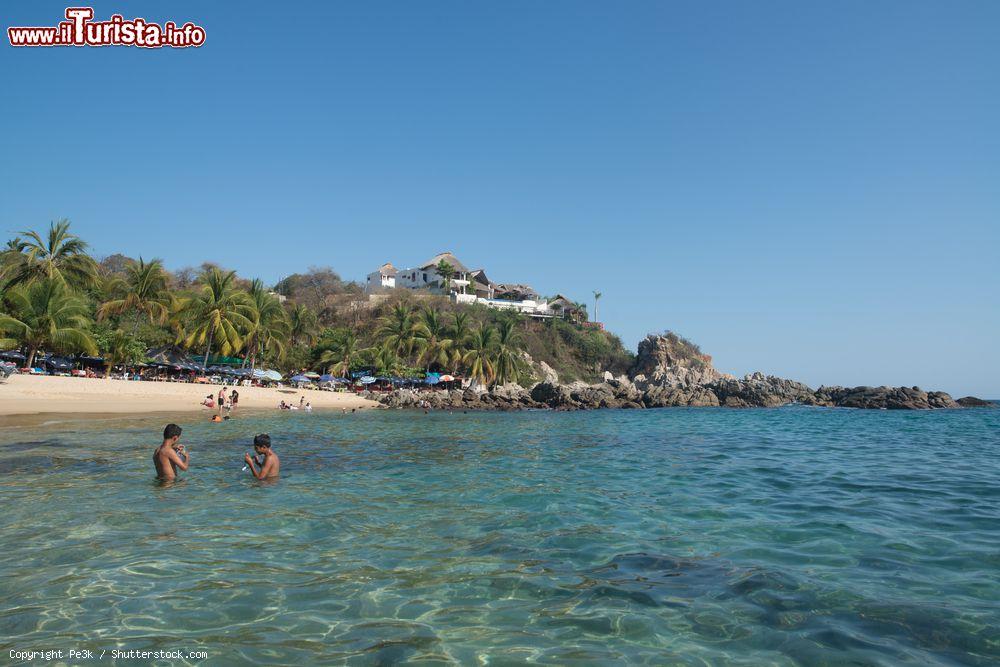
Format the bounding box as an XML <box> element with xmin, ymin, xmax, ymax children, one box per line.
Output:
<box><xmin>317</xmin><ymin>328</ymin><xmax>364</xmax><ymax>376</ymax></box>
<box><xmin>0</xmin><ymin>279</ymin><xmax>97</xmax><ymax>368</ymax></box>
<box><xmin>244</xmin><ymin>278</ymin><xmax>290</xmax><ymax>372</ymax></box>
<box><xmin>493</xmin><ymin>319</ymin><xmax>525</xmax><ymax>385</ymax></box>
<box><xmin>92</xmin><ymin>325</ymin><xmax>147</xmax><ymax>376</ymax></box>
<box><xmin>3</xmin><ymin>220</ymin><xmax>98</xmax><ymax>291</ymax></box>
<box><xmin>462</xmin><ymin>323</ymin><xmax>497</xmax><ymax>387</ymax></box>
<box><xmin>97</xmin><ymin>257</ymin><xmax>170</xmax><ymax>332</ymax></box>
<box><xmin>436</xmin><ymin>260</ymin><xmax>456</xmax><ymax>293</ymax></box>
<box><xmin>377</xmin><ymin>302</ymin><xmax>419</xmax><ymax>361</ymax></box>
<box><xmin>592</xmin><ymin>290</ymin><xmax>602</xmax><ymax>323</ymax></box>
<box><xmin>449</xmin><ymin>311</ymin><xmax>473</xmax><ymax>370</ymax></box>
<box><xmin>179</xmin><ymin>268</ymin><xmax>254</xmax><ymax>370</ymax></box>
<box><xmin>288</xmin><ymin>302</ymin><xmax>319</xmax><ymax>347</ymax></box>
<box><xmin>414</xmin><ymin>307</ymin><xmax>454</xmax><ymax>371</ymax></box>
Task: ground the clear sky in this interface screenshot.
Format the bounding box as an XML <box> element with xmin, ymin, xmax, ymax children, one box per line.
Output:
<box><xmin>2</xmin><ymin>1</ymin><xmax>998</xmax><ymax>396</ymax></box>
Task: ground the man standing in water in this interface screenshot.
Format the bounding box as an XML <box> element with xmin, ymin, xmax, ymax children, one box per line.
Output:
<box><xmin>244</xmin><ymin>433</ymin><xmax>280</xmax><ymax>479</ymax></box>
<box><xmin>153</xmin><ymin>424</ymin><xmax>189</xmax><ymax>481</ymax></box>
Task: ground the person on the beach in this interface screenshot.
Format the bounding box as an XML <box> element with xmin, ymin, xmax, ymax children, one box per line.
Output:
<box><xmin>153</xmin><ymin>423</ymin><xmax>189</xmax><ymax>481</ymax></box>
<box><xmin>299</xmin><ymin>396</ymin><xmax>305</xmax><ymax>409</ymax></box>
<box><xmin>244</xmin><ymin>433</ymin><xmax>280</xmax><ymax>479</ymax></box>
<box><xmin>218</xmin><ymin>387</ymin><xmax>226</xmax><ymax>413</ymax></box>
<box><xmin>230</xmin><ymin>388</ymin><xmax>239</xmax><ymax>411</ymax></box>
<box><xmin>211</xmin><ymin>414</ymin><xmax>222</xmax><ymax>422</ymax></box>
<box><xmin>304</xmin><ymin>402</ymin><xmax>312</xmax><ymax>412</ymax></box>
<box><xmin>202</xmin><ymin>395</ymin><xmax>215</xmax><ymax>409</ymax></box>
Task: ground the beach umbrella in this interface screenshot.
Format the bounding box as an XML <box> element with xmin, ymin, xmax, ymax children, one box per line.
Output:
<box><xmin>289</xmin><ymin>374</ymin><xmax>311</xmax><ymax>383</ymax></box>
<box><xmin>263</xmin><ymin>370</ymin><xmax>283</xmax><ymax>381</ymax></box>
<box><xmin>424</xmin><ymin>376</ymin><xmax>440</xmax><ymax>385</ymax></box>
<box><xmin>439</xmin><ymin>375</ymin><xmax>455</xmax><ymax>382</ymax></box>
<box><xmin>319</xmin><ymin>374</ymin><xmax>334</xmax><ymax>382</ymax></box>
<box><xmin>359</xmin><ymin>376</ymin><xmax>376</xmax><ymax>385</ymax></box>
<box><xmin>303</xmin><ymin>371</ymin><xmax>320</xmax><ymax>379</ymax></box>
<box><xmin>0</xmin><ymin>350</ymin><xmax>26</xmax><ymax>362</ymax></box>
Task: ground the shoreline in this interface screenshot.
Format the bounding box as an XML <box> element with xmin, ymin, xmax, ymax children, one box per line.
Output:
<box><xmin>0</xmin><ymin>375</ymin><xmax>380</xmax><ymax>418</ymax></box>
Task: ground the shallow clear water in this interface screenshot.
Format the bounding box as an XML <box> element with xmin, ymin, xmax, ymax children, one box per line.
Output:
<box><xmin>1</xmin><ymin>407</ymin><xmax>998</xmax><ymax>665</ymax></box>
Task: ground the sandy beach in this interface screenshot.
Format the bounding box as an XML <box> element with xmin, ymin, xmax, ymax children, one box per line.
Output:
<box><xmin>0</xmin><ymin>374</ymin><xmax>379</xmax><ymax>417</ymax></box>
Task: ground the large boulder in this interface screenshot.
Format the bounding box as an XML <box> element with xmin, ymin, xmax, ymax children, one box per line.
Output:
<box><xmin>957</xmin><ymin>396</ymin><xmax>995</xmax><ymax>407</ymax></box>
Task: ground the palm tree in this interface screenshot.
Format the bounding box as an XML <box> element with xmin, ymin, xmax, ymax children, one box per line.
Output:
<box><xmin>318</xmin><ymin>328</ymin><xmax>364</xmax><ymax>376</ymax></box>
<box><xmin>97</xmin><ymin>257</ymin><xmax>170</xmax><ymax>332</ymax></box>
<box><xmin>372</xmin><ymin>346</ymin><xmax>403</xmax><ymax>377</ymax></box>
<box><xmin>378</xmin><ymin>302</ymin><xmax>419</xmax><ymax>361</ymax></box>
<box><xmin>414</xmin><ymin>307</ymin><xmax>453</xmax><ymax>371</ymax></box>
<box><xmin>0</xmin><ymin>279</ymin><xmax>97</xmax><ymax>368</ymax></box>
<box><xmin>449</xmin><ymin>311</ymin><xmax>473</xmax><ymax>369</ymax></box>
<box><xmin>462</xmin><ymin>323</ymin><xmax>497</xmax><ymax>387</ymax></box>
<box><xmin>288</xmin><ymin>303</ymin><xmax>318</xmax><ymax>347</ymax></box>
<box><xmin>493</xmin><ymin>319</ymin><xmax>525</xmax><ymax>386</ymax></box>
<box><xmin>4</xmin><ymin>220</ymin><xmax>98</xmax><ymax>290</ymax></box>
<box><xmin>592</xmin><ymin>291</ymin><xmax>602</xmax><ymax>323</ymax></box>
<box><xmin>180</xmin><ymin>268</ymin><xmax>254</xmax><ymax>370</ymax></box>
<box><xmin>244</xmin><ymin>278</ymin><xmax>290</xmax><ymax>373</ymax></box>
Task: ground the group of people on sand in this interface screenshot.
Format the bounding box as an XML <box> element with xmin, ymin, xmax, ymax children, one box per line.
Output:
<box><xmin>153</xmin><ymin>423</ymin><xmax>279</xmax><ymax>481</ymax></box>
<box><xmin>279</xmin><ymin>396</ymin><xmax>311</xmax><ymax>412</ymax></box>
<box><xmin>202</xmin><ymin>386</ymin><xmax>239</xmax><ymax>413</ymax></box>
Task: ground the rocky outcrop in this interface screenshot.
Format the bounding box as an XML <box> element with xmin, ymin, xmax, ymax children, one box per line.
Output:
<box><xmin>956</xmin><ymin>396</ymin><xmax>995</xmax><ymax>407</ymax></box>
<box><xmin>629</xmin><ymin>333</ymin><xmax>723</xmax><ymax>387</ymax></box>
<box><xmin>367</xmin><ymin>334</ymin><xmax>989</xmax><ymax>412</ymax></box>
<box><xmin>708</xmin><ymin>372</ymin><xmax>815</xmax><ymax>408</ymax></box>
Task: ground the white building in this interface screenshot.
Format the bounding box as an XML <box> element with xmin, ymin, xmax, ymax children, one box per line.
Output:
<box><xmin>367</xmin><ymin>251</ymin><xmax>582</xmax><ymax>320</ymax></box>
<box><xmin>364</xmin><ymin>262</ymin><xmax>398</xmax><ymax>293</ymax></box>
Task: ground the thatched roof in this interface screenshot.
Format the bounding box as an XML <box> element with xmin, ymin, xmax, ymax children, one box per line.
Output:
<box><xmin>548</xmin><ymin>293</ymin><xmax>580</xmax><ymax>309</ymax></box>
<box><xmin>419</xmin><ymin>252</ymin><xmax>469</xmax><ymax>273</ymax></box>
<box><xmin>469</xmin><ymin>268</ymin><xmax>491</xmax><ymax>286</ymax></box>
<box><xmin>495</xmin><ymin>283</ymin><xmax>539</xmax><ymax>300</ymax></box>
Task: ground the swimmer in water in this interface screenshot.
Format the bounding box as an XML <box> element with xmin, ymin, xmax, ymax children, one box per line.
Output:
<box><xmin>244</xmin><ymin>433</ymin><xmax>280</xmax><ymax>479</ymax></box>
<box><xmin>153</xmin><ymin>423</ymin><xmax>188</xmax><ymax>481</ymax></box>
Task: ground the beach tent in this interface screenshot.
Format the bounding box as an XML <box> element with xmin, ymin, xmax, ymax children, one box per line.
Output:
<box><xmin>44</xmin><ymin>356</ymin><xmax>74</xmax><ymax>372</ymax></box>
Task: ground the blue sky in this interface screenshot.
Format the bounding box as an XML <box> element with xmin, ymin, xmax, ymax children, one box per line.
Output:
<box><xmin>2</xmin><ymin>1</ymin><xmax>998</xmax><ymax>396</ymax></box>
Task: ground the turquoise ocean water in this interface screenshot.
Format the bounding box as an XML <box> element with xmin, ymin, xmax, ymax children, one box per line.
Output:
<box><xmin>0</xmin><ymin>407</ymin><xmax>998</xmax><ymax>665</ymax></box>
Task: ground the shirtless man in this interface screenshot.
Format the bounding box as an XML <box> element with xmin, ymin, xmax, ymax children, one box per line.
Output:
<box><xmin>244</xmin><ymin>433</ymin><xmax>280</xmax><ymax>479</ymax></box>
<box><xmin>153</xmin><ymin>423</ymin><xmax>189</xmax><ymax>481</ymax></box>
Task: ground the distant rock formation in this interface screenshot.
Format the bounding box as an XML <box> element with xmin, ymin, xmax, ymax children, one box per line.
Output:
<box><xmin>366</xmin><ymin>333</ymin><xmax>992</xmax><ymax>412</ymax></box>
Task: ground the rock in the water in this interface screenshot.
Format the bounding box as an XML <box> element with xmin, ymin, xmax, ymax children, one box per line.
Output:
<box><xmin>956</xmin><ymin>396</ymin><xmax>995</xmax><ymax>407</ymax></box>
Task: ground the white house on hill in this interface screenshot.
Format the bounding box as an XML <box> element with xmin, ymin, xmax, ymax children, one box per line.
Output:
<box><xmin>364</xmin><ymin>262</ymin><xmax>398</xmax><ymax>293</ymax></box>
<box><xmin>366</xmin><ymin>251</ymin><xmax>584</xmax><ymax>320</ymax></box>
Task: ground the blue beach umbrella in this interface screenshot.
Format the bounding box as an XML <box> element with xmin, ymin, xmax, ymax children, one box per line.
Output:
<box><xmin>289</xmin><ymin>374</ymin><xmax>311</xmax><ymax>383</ymax></box>
<box><xmin>424</xmin><ymin>376</ymin><xmax>440</xmax><ymax>385</ymax></box>
<box><xmin>319</xmin><ymin>374</ymin><xmax>334</xmax><ymax>382</ymax></box>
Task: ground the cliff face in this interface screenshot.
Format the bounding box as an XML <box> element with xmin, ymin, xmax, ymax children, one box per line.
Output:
<box><xmin>629</xmin><ymin>333</ymin><xmax>722</xmax><ymax>386</ymax></box>
<box><xmin>369</xmin><ymin>333</ymin><xmax>991</xmax><ymax>412</ymax></box>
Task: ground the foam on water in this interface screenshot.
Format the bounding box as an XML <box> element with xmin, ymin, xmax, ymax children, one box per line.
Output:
<box><xmin>0</xmin><ymin>407</ymin><xmax>998</xmax><ymax>664</ymax></box>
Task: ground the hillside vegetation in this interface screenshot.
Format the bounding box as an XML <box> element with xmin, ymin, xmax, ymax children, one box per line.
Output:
<box><xmin>0</xmin><ymin>220</ymin><xmax>632</xmax><ymax>384</ymax></box>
